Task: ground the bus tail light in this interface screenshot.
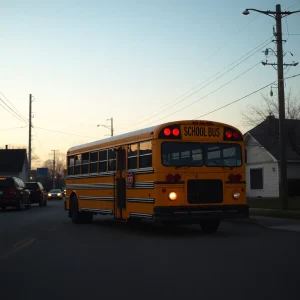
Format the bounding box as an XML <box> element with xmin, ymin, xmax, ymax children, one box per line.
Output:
<box><xmin>174</xmin><ymin>174</ymin><xmax>181</xmax><ymax>182</ymax></box>
<box><xmin>166</xmin><ymin>174</ymin><xmax>181</xmax><ymax>182</ymax></box>
<box><xmin>166</xmin><ymin>174</ymin><xmax>174</xmax><ymax>182</ymax></box>
<box><xmin>169</xmin><ymin>192</ymin><xmax>177</xmax><ymax>201</ymax></box>
<box><xmin>228</xmin><ymin>174</ymin><xmax>242</xmax><ymax>182</ymax></box>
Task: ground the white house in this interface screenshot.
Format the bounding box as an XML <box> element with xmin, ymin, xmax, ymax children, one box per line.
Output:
<box><xmin>245</xmin><ymin>116</ymin><xmax>300</xmax><ymax>198</ymax></box>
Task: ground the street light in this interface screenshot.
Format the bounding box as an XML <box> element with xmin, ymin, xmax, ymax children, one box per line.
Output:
<box><xmin>97</xmin><ymin>117</ymin><xmax>114</xmax><ymax>137</ymax></box>
<box><xmin>243</xmin><ymin>5</ymin><xmax>300</xmax><ymax>210</ymax></box>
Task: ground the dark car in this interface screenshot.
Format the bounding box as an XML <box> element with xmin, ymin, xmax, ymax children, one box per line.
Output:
<box><xmin>48</xmin><ymin>189</ymin><xmax>63</xmax><ymax>200</ymax></box>
<box><xmin>25</xmin><ymin>181</ymin><xmax>47</xmax><ymax>207</ymax></box>
<box><xmin>0</xmin><ymin>176</ymin><xmax>31</xmax><ymax>210</ymax></box>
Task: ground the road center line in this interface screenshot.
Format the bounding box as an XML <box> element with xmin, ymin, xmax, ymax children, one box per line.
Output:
<box><xmin>0</xmin><ymin>238</ymin><xmax>37</xmax><ymax>260</ymax></box>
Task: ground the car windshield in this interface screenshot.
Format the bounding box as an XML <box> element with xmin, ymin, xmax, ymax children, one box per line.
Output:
<box><xmin>25</xmin><ymin>182</ymin><xmax>38</xmax><ymax>189</ymax></box>
<box><xmin>161</xmin><ymin>142</ymin><xmax>242</xmax><ymax>167</ymax></box>
<box><xmin>50</xmin><ymin>189</ymin><xmax>61</xmax><ymax>193</ymax></box>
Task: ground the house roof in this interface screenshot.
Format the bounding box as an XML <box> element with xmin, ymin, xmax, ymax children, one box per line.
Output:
<box><xmin>246</xmin><ymin>116</ymin><xmax>300</xmax><ymax>161</ymax></box>
<box><xmin>0</xmin><ymin>149</ymin><xmax>28</xmax><ymax>173</ymax></box>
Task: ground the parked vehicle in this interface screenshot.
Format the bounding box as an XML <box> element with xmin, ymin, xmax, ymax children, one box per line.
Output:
<box><xmin>48</xmin><ymin>189</ymin><xmax>63</xmax><ymax>200</ymax></box>
<box><xmin>0</xmin><ymin>177</ymin><xmax>31</xmax><ymax>210</ymax></box>
<box><xmin>25</xmin><ymin>181</ymin><xmax>47</xmax><ymax>207</ymax></box>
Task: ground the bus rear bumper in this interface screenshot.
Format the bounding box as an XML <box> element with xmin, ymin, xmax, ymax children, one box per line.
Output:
<box><xmin>153</xmin><ymin>205</ymin><xmax>249</xmax><ymax>223</ymax></box>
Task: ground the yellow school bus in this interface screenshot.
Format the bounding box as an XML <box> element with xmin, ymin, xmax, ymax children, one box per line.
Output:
<box><xmin>65</xmin><ymin>120</ymin><xmax>248</xmax><ymax>233</ymax></box>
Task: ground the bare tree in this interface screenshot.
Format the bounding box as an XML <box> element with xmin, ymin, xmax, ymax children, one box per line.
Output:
<box><xmin>242</xmin><ymin>89</ymin><xmax>300</xmax><ymax>156</ymax></box>
<box><xmin>43</xmin><ymin>153</ymin><xmax>66</xmax><ymax>180</ymax></box>
<box><xmin>241</xmin><ymin>89</ymin><xmax>300</xmax><ymax>127</ymax></box>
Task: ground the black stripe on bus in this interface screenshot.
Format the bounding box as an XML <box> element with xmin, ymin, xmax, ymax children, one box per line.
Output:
<box><xmin>154</xmin><ymin>181</ymin><xmax>185</xmax><ymax>184</ymax></box>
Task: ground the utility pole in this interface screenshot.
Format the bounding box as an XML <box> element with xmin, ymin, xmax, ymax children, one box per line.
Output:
<box><xmin>97</xmin><ymin>117</ymin><xmax>114</xmax><ymax>137</ymax></box>
<box><xmin>110</xmin><ymin>117</ymin><xmax>114</xmax><ymax>137</ymax></box>
<box><xmin>243</xmin><ymin>5</ymin><xmax>300</xmax><ymax>210</ymax></box>
<box><xmin>28</xmin><ymin>94</ymin><xmax>32</xmax><ymax>179</ymax></box>
<box><xmin>51</xmin><ymin>150</ymin><xmax>58</xmax><ymax>189</ymax></box>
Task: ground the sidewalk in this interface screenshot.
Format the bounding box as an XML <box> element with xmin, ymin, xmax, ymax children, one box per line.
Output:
<box><xmin>232</xmin><ymin>208</ymin><xmax>300</xmax><ymax>233</ymax></box>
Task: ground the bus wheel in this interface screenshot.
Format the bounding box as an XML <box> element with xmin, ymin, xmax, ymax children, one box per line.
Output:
<box><xmin>70</xmin><ymin>195</ymin><xmax>93</xmax><ymax>224</ymax></box>
<box><xmin>200</xmin><ymin>219</ymin><xmax>220</xmax><ymax>234</ymax></box>
<box><xmin>70</xmin><ymin>195</ymin><xmax>81</xmax><ymax>223</ymax></box>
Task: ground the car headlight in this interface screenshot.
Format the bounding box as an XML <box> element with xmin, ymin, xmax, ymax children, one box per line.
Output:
<box><xmin>232</xmin><ymin>191</ymin><xmax>241</xmax><ymax>199</ymax></box>
<box><xmin>57</xmin><ymin>193</ymin><xmax>61</xmax><ymax>196</ymax></box>
<box><xmin>168</xmin><ymin>192</ymin><xmax>177</xmax><ymax>201</ymax></box>
<box><xmin>48</xmin><ymin>193</ymin><xmax>51</xmax><ymax>196</ymax></box>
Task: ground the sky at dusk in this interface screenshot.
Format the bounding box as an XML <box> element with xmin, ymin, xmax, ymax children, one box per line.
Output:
<box><xmin>0</xmin><ymin>0</ymin><xmax>299</xmax><ymax>166</ymax></box>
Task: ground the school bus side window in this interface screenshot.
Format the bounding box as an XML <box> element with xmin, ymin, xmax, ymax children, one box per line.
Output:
<box><xmin>68</xmin><ymin>156</ymin><xmax>75</xmax><ymax>175</ymax></box>
<box><xmin>90</xmin><ymin>151</ymin><xmax>98</xmax><ymax>173</ymax></box>
<box><xmin>74</xmin><ymin>154</ymin><xmax>81</xmax><ymax>175</ymax></box>
<box><xmin>108</xmin><ymin>149</ymin><xmax>116</xmax><ymax>171</ymax></box>
<box><xmin>82</xmin><ymin>152</ymin><xmax>89</xmax><ymax>174</ymax></box>
<box><xmin>99</xmin><ymin>150</ymin><xmax>107</xmax><ymax>172</ymax></box>
<box><xmin>128</xmin><ymin>144</ymin><xmax>138</xmax><ymax>170</ymax></box>
<box><xmin>139</xmin><ymin>141</ymin><xmax>152</xmax><ymax>168</ymax></box>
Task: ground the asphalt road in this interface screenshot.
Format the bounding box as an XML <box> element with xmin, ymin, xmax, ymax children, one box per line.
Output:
<box><xmin>0</xmin><ymin>201</ymin><xmax>300</xmax><ymax>300</ymax></box>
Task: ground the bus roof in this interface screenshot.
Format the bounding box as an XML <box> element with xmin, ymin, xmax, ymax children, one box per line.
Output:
<box><xmin>68</xmin><ymin>125</ymin><xmax>157</xmax><ymax>153</ymax></box>
<box><xmin>67</xmin><ymin>120</ymin><xmax>242</xmax><ymax>154</ymax></box>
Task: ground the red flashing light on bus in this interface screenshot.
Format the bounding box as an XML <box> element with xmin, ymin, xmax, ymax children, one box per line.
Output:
<box><xmin>225</xmin><ymin>131</ymin><xmax>233</xmax><ymax>138</ymax></box>
<box><xmin>164</xmin><ymin>128</ymin><xmax>171</xmax><ymax>136</ymax></box>
<box><xmin>223</xmin><ymin>127</ymin><xmax>242</xmax><ymax>141</ymax></box>
<box><xmin>233</xmin><ymin>131</ymin><xmax>240</xmax><ymax>139</ymax></box>
<box><xmin>172</xmin><ymin>128</ymin><xmax>180</xmax><ymax>136</ymax></box>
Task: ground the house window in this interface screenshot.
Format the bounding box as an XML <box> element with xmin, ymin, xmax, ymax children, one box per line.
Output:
<box><xmin>250</xmin><ymin>168</ymin><xmax>263</xmax><ymax>189</ymax></box>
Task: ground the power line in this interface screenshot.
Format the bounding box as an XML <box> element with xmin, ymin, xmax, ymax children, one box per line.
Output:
<box><xmin>194</xmin><ymin>73</ymin><xmax>300</xmax><ymax>119</ymax></box>
<box><xmin>0</xmin><ymin>91</ymin><xmax>28</xmax><ymax>122</ymax></box>
<box><xmin>0</xmin><ymin>96</ymin><xmax>29</xmax><ymax>124</ymax></box>
<box><xmin>143</xmin><ymin>61</ymin><xmax>262</xmax><ymax>127</ymax></box>
<box><xmin>119</xmin><ymin>36</ymin><xmax>273</xmax><ymax>131</ymax></box>
<box><xmin>0</xmin><ymin>126</ymin><xmax>26</xmax><ymax>131</ymax></box>
<box><xmin>34</xmin><ymin>126</ymin><xmax>99</xmax><ymax>139</ymax></box>
<box><xmin>286</xmin><ymin>3</ymin><xmax>300</xmax><ymax>9</ymax></box>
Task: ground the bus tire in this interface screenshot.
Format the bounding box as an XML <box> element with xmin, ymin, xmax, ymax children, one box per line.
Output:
<box><xmin>200</xmin><ymin>219</ymin><xmax>220</xmax><ymax>234</ymax></box>
<box><xmin>70</xmin><ymin>195</ymin><xmax>81</xmax><ymax>223</ymax></box>
<box><xmin>70</xmin><ymin>195</ymin><xmax>93</xmax><ymax>224</ymax></box>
